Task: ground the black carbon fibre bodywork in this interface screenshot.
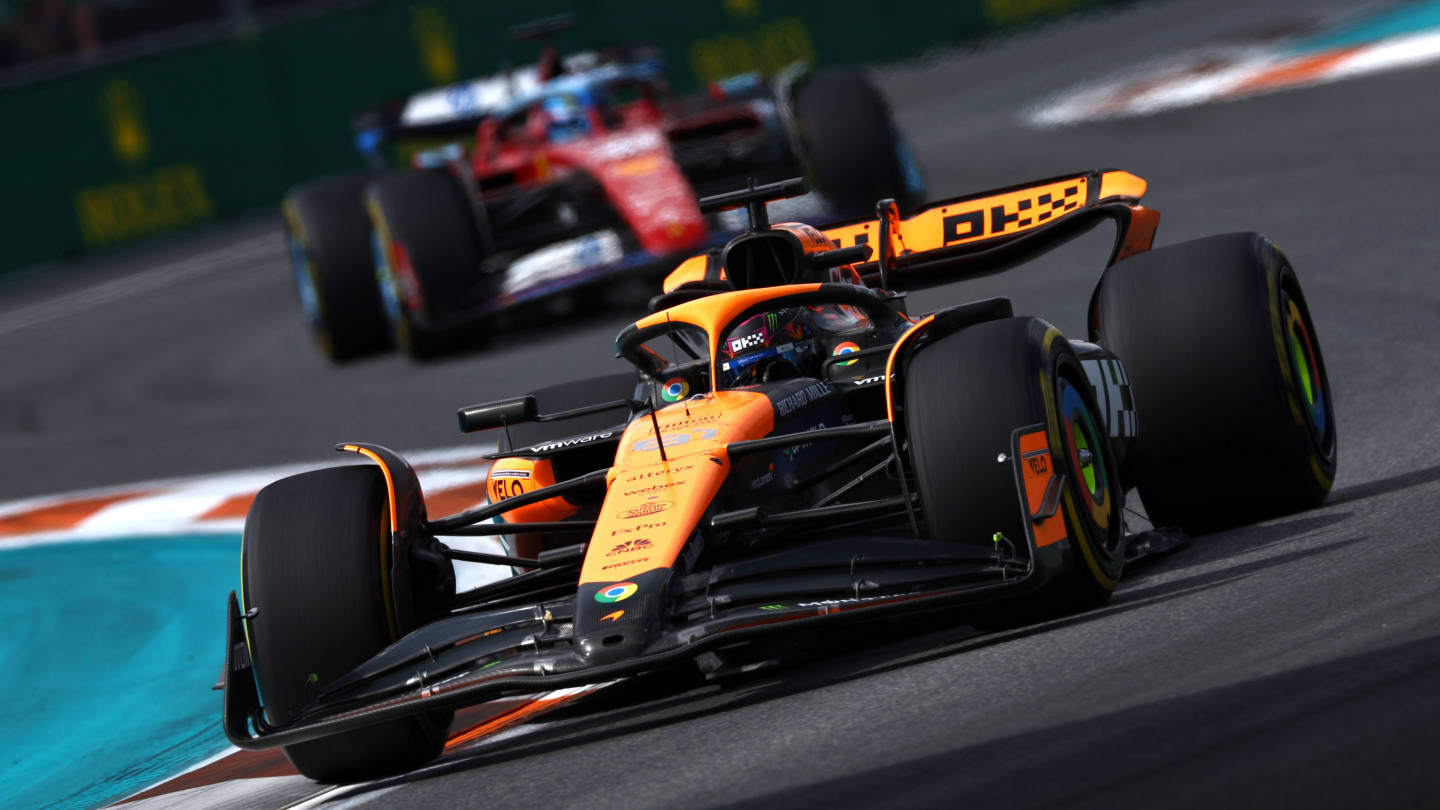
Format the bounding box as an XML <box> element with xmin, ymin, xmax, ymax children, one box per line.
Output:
<box><xmin>224</xmin><ymin>531</ymin><xmax>1033</xmax><ymax>750</ymax></box>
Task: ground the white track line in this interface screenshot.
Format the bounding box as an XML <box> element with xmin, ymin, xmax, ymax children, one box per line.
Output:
<box><xmin>0</xmin><ymin>443</ymin><xmax>497</xmax><ymax>550</ymax></box>
<box><xmin>1327</xmin><ymin>26</ymin><xmax>1440</xmax><ymax>81</ymax></box>
<box><xmin>1029</xmin><ymin>27</ymin><xmax>1440</xmax><ymax>125</ymax></box>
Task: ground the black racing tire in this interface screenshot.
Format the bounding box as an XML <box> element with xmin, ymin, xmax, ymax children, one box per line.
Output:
<box><xmin>788</xmin><ymin>67</ymin><xmax>925</xmax><ymax>216</ymax></box>
<box><xmin>366</xmin><ymin>169</ymin><xmax>485</xmax><ymax>360</ymax></box>
<box><xmin>282</xmin><ymin>172</ymin><xmax>392</xmax><ymax>362</ymax></box>
<box><xmin>904</xmin><ymin>317</ymin><xmax>1125</xmax><ymax>619</ymax></box>
<box><xmin>1096</xmin><ymin>232</ymin><xmax>1337</xmax><ymax>534</ymax></box>
<box><xmin>241</xmin><ymin>466</ymin><xmax>451</xmax><ymax>783</ymax></box>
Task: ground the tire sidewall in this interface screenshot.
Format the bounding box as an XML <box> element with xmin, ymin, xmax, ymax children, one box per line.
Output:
<box><xmin>241</xmin><ymin>466</ymin><xmax>451</xmax><ymax>782</ymax></box>
<box><xmin>1041</xmin><ymin>334</ymin><xmax>1125</xmax><ymax>593</ymax></box>
<box><xmin>789</xmin><ymin>68</ymin><xmax>923</xmax><ymax>215</ymax></box>
<box><xmin>1270</xmin><ymin>260</ymin><xmax>1338</xmax><ymax>494</ymax></box>
<box><xmin>1097</xmin><ymin>233</ymin><xmax>1336</xmax><ymax>531</ymax></box>
<box><xmin>282</xmin><ymin>172</ymin><xmax>391</xmax><ymax>362</ymax></box>
<box><xmin>366</xmin><ymin>169</ymin><xmax>484</xmax><ymax>358</ymax></box>
<box><xmin>902</xmin><ymin>318</ymin><xmax>1123</xmax><ymax>603</ymax></box>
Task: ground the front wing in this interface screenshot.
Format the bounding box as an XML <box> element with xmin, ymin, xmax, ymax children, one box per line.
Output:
<box><xmin>223</xmin><ymin>534</ymin><xmax>1036</xmax><ymax>750</ymax></box>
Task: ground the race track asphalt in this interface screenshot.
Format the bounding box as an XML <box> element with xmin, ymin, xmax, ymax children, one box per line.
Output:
<box><xmin>3</xmin><ymin>0</ymin><xmax>1439</xmax><ymax>807</ymax></box>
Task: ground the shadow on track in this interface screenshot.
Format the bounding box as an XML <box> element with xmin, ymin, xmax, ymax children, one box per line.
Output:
<box><xmin>1327</xmin><ymin>461</ymin><xmax>1440</xmax><ymax>506</ymax></box>
<box><xmin>1123</xmin><ymin>510</ymin><xmax>1356</xmax><ymax>583</ymax></box>
<box><xmin>705</xmin><ymin>632</ymin><xmax>1440</xmax><ymax>810</ymax></box>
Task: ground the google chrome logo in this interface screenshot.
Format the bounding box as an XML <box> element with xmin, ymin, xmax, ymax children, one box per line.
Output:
<box><xmin>832</xmin><ymin>341</ymin><xmax>861</xmax><ymax>367</ymax></box>
<box><xmin>661</xmin><ymin>377</ymin><xmax>690</xmax><ymax>402</ymax></box>
<box><xmin>595</xmin><ymin>582</ymin><xmax>639</xmax><ymax>603</ymax></box>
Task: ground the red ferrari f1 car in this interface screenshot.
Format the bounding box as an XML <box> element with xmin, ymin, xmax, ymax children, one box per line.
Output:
<box><xmin>283</xmin><ymin>20</ymin><xmax>923</xmax><ymax>361</ymax></box>
<box><xmin>227</xmin><ymin>172</ymin><xmax>1336</xmax><ymax>783</ymax></box>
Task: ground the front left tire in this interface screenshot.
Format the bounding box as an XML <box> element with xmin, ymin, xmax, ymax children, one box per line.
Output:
<box><xmin>241</xmin><ymin>466</ymin><xmax>451</xmax><ymax>783</ymax></box>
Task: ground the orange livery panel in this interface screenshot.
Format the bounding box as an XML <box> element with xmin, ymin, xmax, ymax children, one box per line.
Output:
<box><xmin>1018</xmin><ymin>429</ymin><xmax>1067</xmax><ymax>548</ymax></box>
<box><xmin>660</xmin><ymin>170</ymin><xmax>1151</xmax><ymax>295</ymax></box>
<box><xmin>579</xmin><ymin>391</ymin><xmax>775</xmax><ymax>585</ymax></box>
<box><xmin>824</xmin><ymin>176</ymin><xmax>1091</xmax><ymax>255</ymax></box>
<box><xmin>486</xmin><ymin>457</ymin><xmax>579</xmax><ymax>524</ymax></box>
<box><xmin>663</xmin><ymin>253</ymin><xmax>711</xmax><ymax>292</ymax></box>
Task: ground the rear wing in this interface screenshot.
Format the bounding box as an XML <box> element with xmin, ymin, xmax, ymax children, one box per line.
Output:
<box><xmin>351</xmin><ymin>71</ymin><xmax>536</xmax><ymax>168</ymax></box>
<box><xmin>662</xmin><ymin>169</ymin><xmax>1160</xmax><ymax>293</ymax></box>
<box><xmin>352</xmin><ymin>51</ymin><xmax>608</xmax><ymax>166</ymax></box>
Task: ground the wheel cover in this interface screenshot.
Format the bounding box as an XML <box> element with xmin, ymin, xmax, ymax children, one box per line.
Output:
<box><xmin>1072</xmin><ymin>422</ymin><xmax>1098</xmax><ymax>495</ymax></box>
<box><xmin>1282</xmin><ymin>288</ymin><xmax>1329</xmax><ymax>448</ymax></box>
<box><xmin>1056</xmin><ymin>374</ymin><xmax>1116</xmax><ymax>547</ymax></box>
<box><xmin>288</xmin><ymin>235</ymin><xmax>324</xmax><ymax>332</ymax></box>
<box><xmin>371</xmin><ymin>231</ymin><xmax>415</xmax><ymax>352</ymax></box>
<box><xmin>372</xmin><ymin>232</ymin><xmax>403</xmax><ymax>325</ymax></box>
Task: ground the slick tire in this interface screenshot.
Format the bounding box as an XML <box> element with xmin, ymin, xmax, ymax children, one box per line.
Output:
<box><xmin>241</xmin><ymin>466</ymin><xmax>451</xmax><ymax>783</ymax></box>
<box><xmin>904</xmin><ymin>317</ymin><xmax>1125</xmax><ymax>621</ymax></box>
<box><xmin>366</xmin><ymin>169</ymin><xmax>484</xmax><ymax>360</ymax></box>
<box><xmin>282</xmin><ymin>172</ymin><xmax>392</xmax><ymax>362</ymax></box>
<box><xmin>788</xmin><ymin>67</ymin><xmax>925</xmax><ymax>216</ymax></box>
<box><xmin>1096</xmin><ymin>232</ymin><xmax>1337</xmax><ymax>534</ymax></box>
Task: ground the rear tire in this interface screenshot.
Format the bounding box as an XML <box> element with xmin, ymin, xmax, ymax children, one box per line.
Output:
<box><xmin>1096</xmin><ymin>233</ymin><xmax>1337</xmax><ymax>534</ymax></box>
<box><xmin>367</xmin><ymin>169</ymin><xmax>485</xmax><ymax>360</ymax></box>
<box><xmin>241</xmin><ymin>466</ymin><xmax>451</xmax><ymax>783</ymax></box>
<box><xmin>282</xmin><ymin>173</ymin><xmax>392</xmax><ymax>362</ymax></box>
<box><xmin>904</xmin><ymin>317</ymin><xmax>1125</xmax><ymax>622</ymax></box>
<box><xmin>788</xmin><ymin>67</ymin><xmax>926</xmax><ymax>216</ymax></box>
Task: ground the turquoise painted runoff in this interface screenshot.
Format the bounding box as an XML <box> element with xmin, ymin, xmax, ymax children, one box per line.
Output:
<box><xmin>0</xmin><ymin>536</ymin><xmax>239</xmax><ymax>810</ymax></box>
<box><xmin>1290</xmin><ymin>0</ymin><xmax>1440</xmax><ymax>53</ymax></box>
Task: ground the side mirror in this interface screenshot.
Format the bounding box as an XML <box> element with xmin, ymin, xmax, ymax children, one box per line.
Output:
<box><xmin>456</xmin><ymin>396</ymin><xmax>537</xmax><ymax>433</ymax></box>
<box><xmin>807</xmin><ymin>243</ymin><xmax>872</xmax><ymax>271</ymax></box>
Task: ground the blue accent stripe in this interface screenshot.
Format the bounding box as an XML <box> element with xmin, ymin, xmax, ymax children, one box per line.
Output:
<box><xmin>0</xmin><ymin>535</ymin><xmax>238</xmax><ymax>810</ymax></box>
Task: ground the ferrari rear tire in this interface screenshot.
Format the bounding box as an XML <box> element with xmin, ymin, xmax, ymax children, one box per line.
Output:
<box><xmin>241</xmin><ymin>466</ymin><xmax>451</xmax><ymax>783</ymax></box>
<box><xmin>366</xmin><ymin>169</ymin><xmax>484</xmax><ymax>360</ymax></box>
<box><xmin>282</xmin><ymin>172</ymin><xmax>392</xmax><ymax>362</ymax></box>
<box><xmin>1095</xmin><ymin>232</ymin><xmax>1337</xmax><ymax>534</ymax></box>
<box><xmin>904</xmin><ymin>317</ymin><xmax>1125</xmax><ymax>620</ymax></box>
<box><xmin>788</xmin><ymin>67</ymin><xmax>925</xmax><ymax>216</ymax></box>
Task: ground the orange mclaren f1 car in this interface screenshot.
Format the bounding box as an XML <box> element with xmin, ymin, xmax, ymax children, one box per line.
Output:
<box><xmin>222</xmin><ymin>173</ymin><xmax>1337</xmax><ymax>783</ymax></box>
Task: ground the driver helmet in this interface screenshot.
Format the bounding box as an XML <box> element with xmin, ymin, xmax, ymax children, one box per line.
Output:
<box><xmin>719</xmin><ymin>303</ymin><xmax>881</xmax><ymax>387</ymax></box>
<box><xmin>718</xmin><ymin>307</ymin><xmax>820</xmax><ymax>387</ymax></box>
<box><xmin>543</xmin><ymin>95</ymin><xmax>589</xmax><ymax>143</ymax></box>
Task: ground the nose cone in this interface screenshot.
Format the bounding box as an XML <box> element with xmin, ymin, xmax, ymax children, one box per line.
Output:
<box><xmin>573</xmin><ymin>570</ymin><xmax>671</xmax><ymax>665</ymax></box>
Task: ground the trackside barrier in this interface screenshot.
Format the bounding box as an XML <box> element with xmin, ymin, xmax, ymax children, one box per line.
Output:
<box><xmin>0</xmin><ymin>0</ymin><xmax>1120</xmax><ymax>275</ymax></box>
